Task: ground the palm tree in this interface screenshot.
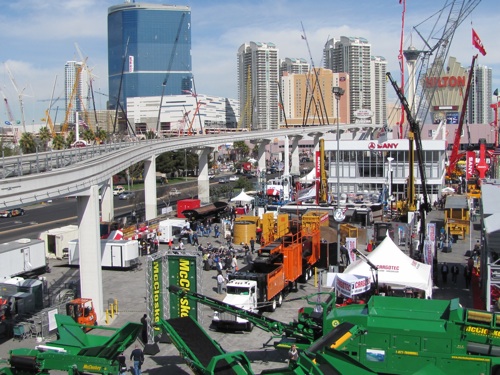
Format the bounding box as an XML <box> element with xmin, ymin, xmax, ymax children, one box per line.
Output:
<box><xmin>96</xmin><ymin>128</ymin><xmax>108</xmax><ymax>143</ymax></box>
<box><xmin>82</xmin><ymin>129</ymin><xmax>95</xmax><ymax>145</ymax></box>
<box><xmin>52</xmin><ymin>134</ymin><xmax>65</xmax><ymax>150</ymax></box>
<box><xmin>38</xmin><ymin>127</ymin><xmax>52</xmax><ymax>151</ymax></box>
<box><xmin>146</xmin><ymin>130</ymin><xmax>157</xmax><ymax>139</ymax></box>
<box><xmin>65</xmin><ymin>131</ymin><xmax>76</xmax><ymax>148</ymax></box>
<box><xmin>19</xmin><ymin>132</ymin><xmax>37</xmax><ymax>154</ymax></box>
<box><xmin>233</xmin><ymin>141</ymin><xmax>249</xmax><ymax>161</ymax></box>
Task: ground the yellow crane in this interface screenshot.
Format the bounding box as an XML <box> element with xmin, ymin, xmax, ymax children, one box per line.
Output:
<box><xmin>238</xmin><ymin>66</ymin><xmax>252</xmax><ymax>129</ymax></box>
<box><xmin>61</xmin><ymin>65</ymin><xmax>82</xmax><ymax>135</ymax></box>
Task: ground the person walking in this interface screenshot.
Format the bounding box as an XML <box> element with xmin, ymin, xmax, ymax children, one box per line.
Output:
<box><xmin>117</xmin><ymin>352</ymin><xmax>127</xmax><ymax>375</ymax></box>
<box><xmin>250</xmin><ymin>237</ymin><xmax>255</xmax><ymax>253</ymax></box>
<box><xmin>140</xmin><ymin>314</ymin><xmax>148</xmax><ymax>344</ymax></box>
<box><xmin>217</xmin><ymin>271</ymin><xmax>225</xmax><ymax>294</ymax></box>
<box><xmin>441</xmin><ymin>263</ymin><xmax>449</xmax><ymax>284</ymax></box>
<box><xmin>130</xmin><ymin>345</ymin><xmax>144</xmax><ymax>375</ymax></box>
<box><xmin>288</xmin><ymin>344</ymin><xmax>299</xmax><ymax>368</ymax></box>
<box><xmin>464</xmin><ymin>265</ymin><xmax>472</xmax><ymax>289</ymax></box>
<box><xmin>231</xmin><ymin>255</ymin><xmax>238</xmax><ymax>273</ymax></box>
<box><xmin>451</xmin><ymin>264</ymin><xmax>459</xmax><ymax>284</ymax></box>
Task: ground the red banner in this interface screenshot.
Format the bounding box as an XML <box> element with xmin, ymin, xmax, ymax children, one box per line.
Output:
<box><xmin>466</xmin><ymin>151</ymin><xmax>475</xmax><ymax>179</ymax></box>
<box><xmin>472</xmin><ymin>28</ymin><xmax>487</xmax><ymax>56</ymax></box>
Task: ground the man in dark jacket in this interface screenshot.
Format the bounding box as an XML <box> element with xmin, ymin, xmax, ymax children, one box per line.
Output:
<box><xmin>130</xmin><ymin>345</ymin><xmax>144</xmax><ymax>375</ymax></box>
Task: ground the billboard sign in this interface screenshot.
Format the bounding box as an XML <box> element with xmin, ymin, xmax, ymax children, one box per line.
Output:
<box><xmin>168</xmin><ymin>255</ymin><xmax>198</xmax><ymax>320</ymax></box>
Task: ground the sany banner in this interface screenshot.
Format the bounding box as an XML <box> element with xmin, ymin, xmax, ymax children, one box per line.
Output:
<box><xmin>346</xmin><ymin>237</ymin><xmax>357</xmax><ymax>264</ymax></box>
<box><xmin>466</xmin><ymin>151</ymin><xmax>475</xmax><ymax>180</ymax></box>
<box><xmin>335</xmin><ymin>273</ymin><xmax>371</xmax><ymax>298</ymax></box>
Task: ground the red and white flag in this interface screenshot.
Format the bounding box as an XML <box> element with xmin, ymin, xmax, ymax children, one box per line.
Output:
<box><xmin>472</xmin><ymin>28</ymin><xmax>487</xmax><ymax>56</ymax></box>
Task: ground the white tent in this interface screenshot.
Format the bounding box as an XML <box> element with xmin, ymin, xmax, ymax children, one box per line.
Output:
<box><xmin>344</xmin><ymin>235</ymin><xmax>433</xmax><ymax>298</ymax></box>
<box><xmin>230</xmin><ymin>189</ymin><xmax>255</xmax><ymax>203</ymax></box>
<box><xmin>299</xmin><ymin>169</ymin><xmax>316</xmax><ymax>183</ymax></box>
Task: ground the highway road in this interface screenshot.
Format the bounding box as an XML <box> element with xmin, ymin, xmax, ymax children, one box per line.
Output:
<box><xmin>0</xmin><ymin>181</ymin><xmax>200</xmax><ymax>243</ymax></box>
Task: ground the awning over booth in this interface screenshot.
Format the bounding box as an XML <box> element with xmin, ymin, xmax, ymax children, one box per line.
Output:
<box><xmin>344</xmin><ymin>235</ymin><xmax>433</xmax><ymax>298</ymax></box>
<box><xmin>230</xmin><ymin>190</ymin><xmax>255</xmax><ymax>202</ymax></box>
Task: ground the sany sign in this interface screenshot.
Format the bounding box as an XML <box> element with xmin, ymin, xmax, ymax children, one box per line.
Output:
<box><xmin>368</xmin><ymin>141</ymin><xmax>401</xmax><ymax>150</ymax></box>
<box><xmin>466</xmin><ymin>151</ymin><xmax>475</xmax><ymax>179</ymax></box>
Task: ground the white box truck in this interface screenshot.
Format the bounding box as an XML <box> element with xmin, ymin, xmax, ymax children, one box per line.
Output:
<box><xmin>40</xmin><ymin>225</ymin><xmax>79</xmax><ymax>259</ymax></box>
<box><xmin>157</xmin><ymin>218</ymin><xmax>187</xmax><ymax>244</ymax></box>
<box><xmin>68</xmin><ymin>239</ymin><xmax>140</xmax><ymax>269</ymax></box>
<box><xmin>0</xmin><ymin>239</ymin><xmax>48</xmax><ymax>281</ymax></box>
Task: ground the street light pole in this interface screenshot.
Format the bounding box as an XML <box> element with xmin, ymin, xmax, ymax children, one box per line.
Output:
<box><xmin>387</xmin><ymin>157</ymin><xmax>394</xmax><ymax>220</ymax></box>
<box><xmin>332</xmin><ymin>86</ymin><xmax>345</xmax><ymax>269</ymax></box>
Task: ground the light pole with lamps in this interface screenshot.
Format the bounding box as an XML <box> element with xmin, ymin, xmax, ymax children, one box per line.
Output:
<box><xmin>332</xmin><ymin>86</ymin><xmax>345</xmax><ymax>269</ymax></box>
<box><xmin>387</xmin><ymin>157</ymin><xmax>394</xmax><ymax>220</ymax></box>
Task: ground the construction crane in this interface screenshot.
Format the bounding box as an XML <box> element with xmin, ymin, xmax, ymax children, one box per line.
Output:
<box><xmin>61</xmin><ymin>64</ymin><xmax>82</xmax><ymax>135</ymax></box>
<box><xmin>238</xmin><ymin>65</ymin><xmax>252</xmax><ymax>129</ymax></box>
<box><xmin>446</xmin><ymin>54</ymin><xmax>477</xmax><ymax>177</ymax></box>
<box><xmin>0</xmin><ymin>88</ymin><xmax>15</xmax><ymax>125</ymax></box>
<box><xmin>4</xmin><ymin>63</ymin><xmax>27</xmax><ymax>133</ymax></box>
<box><xmin>407</xmin><ymin>0</ymin><xmax>481</xmax><ymax>135</ymax></box>
<box><xmin>387</xmin><ymin>72</ymin><xmax>431</xmax><ymax>257</ymax></box>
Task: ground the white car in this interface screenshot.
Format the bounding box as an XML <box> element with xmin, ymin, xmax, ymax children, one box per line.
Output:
<box><xmin>169</xmin><ymin>188</ymin><xmax>181</xmax><ymax>196</ymax></box>
<box><xmin>229</xmin><ymin>176</ymin><xmax>238</xmax><ymax>181</ymax></box>
<box><xmin>113</xmin><ymin>186</ymin><xmax>125</xmax><ymax>196</ymax></box>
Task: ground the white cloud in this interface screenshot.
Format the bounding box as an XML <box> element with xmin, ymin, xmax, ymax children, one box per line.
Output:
<box><xmin>0</xmin><ymin>0</ymin><xmax>498</xmax><ymax>125</ymax></box>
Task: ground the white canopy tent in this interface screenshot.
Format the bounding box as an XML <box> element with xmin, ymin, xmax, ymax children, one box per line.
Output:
<box><xmin>344</xmin><ymin>235</ymin><xmax>433</xmax><ymax>298</ymax></box>
<box><xmin>299</xmin><ymin>169</ymin><xmax>316</xmax><ymax>183</ymax></box>
<box><xmin>230</xmin><ymin>190</ymin><xmax>255</xmax><ymax>203</ymax></box>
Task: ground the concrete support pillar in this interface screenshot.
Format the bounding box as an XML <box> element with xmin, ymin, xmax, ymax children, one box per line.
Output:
<box><xmin>144</xmin><ymin>156</ymin><xmax>157</xmax><ymax>220</ymax></box>
<box><xmin>290</xmin><ymin>136</ymin><xmax>302</xmax><ymax>176</ymax></box>
<box><xmin>197</xmin><ymin>147</ymin><xmax>213</xmax><ymax>204</ymax></box>
<box><xmin>100</xmin><ymin>177</ymin><xmax>114</xmax><ymax>222</ymax></box>
<box><xmin>76</xmin><ymin>185</ymin><xmax>103</xmax><ymax>322</ymax></box>
<box><xmin>284</xmin><ymin>136</ymin><xmax>290</xmax><ymax>177</ymax></box>
<box><xmin>256</xmin><ymin>139</ymin><xmax>270</xmax><ymax>173</ymax></box>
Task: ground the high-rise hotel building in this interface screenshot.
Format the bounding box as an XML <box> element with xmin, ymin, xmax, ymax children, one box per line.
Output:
<box><xmin>64</xmin><ymin>61</ymin><xmax>86</xmax><ymax>124</ymax></box>
<box><xmin>107</xmin><ymin>3</ymin><xmax>192</xmax><ymax>111</ymax></box>
<box><xmin>468</xmin><ymin>64</ymin><xmax>493</xmax><ymax>125</ymax></box>
<box><xmin>237</xmin><ymin>42</ymin><xmax>279</xmax><ymax>130</ymax></box>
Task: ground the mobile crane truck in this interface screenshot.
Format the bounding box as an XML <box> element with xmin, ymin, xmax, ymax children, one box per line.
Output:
<box><xmin>170</xmin><ymin>286</ymin><xmax>500</xmax><ymax>375</ymax></box>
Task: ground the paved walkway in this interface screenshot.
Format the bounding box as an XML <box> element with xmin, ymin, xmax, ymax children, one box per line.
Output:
<box><xmin>0</xmin><ymin>206</ymin><xmax>480</xmax><ymax>374</ymax></box>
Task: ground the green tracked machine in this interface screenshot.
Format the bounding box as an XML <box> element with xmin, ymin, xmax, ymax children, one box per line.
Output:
<box><xmin>0</xmin><ymin>315</ymin><xmax>141</xmax><ymax>375</ymax></box>
<box><xmin>156</xmin><ymin>315</ymin><xmax>377</xmax><ymax>375</ymax></box>
<box><xmin>169</xmin><ymin>286</ymin><xmax>500</xmax><ymax>375</ymax></box>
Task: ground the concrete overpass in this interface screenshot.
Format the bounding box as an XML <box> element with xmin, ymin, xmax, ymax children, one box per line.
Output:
<box><xmin>0</xmin><ymin>125</ymin><xmax>341</xmax><ymax>320</ymax></box>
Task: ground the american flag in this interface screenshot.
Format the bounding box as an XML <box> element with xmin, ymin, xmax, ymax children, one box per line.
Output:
<box><xmin>78</xmin><ymin>120</ymin><xmax>89</xmax><ymax>129</ymax></box>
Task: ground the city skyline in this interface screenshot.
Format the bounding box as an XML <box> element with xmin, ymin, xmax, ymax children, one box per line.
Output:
<box><xmin>0</xmin><ymin>0</ymin><xmax>498</xmax><ymax>127</ymax></box>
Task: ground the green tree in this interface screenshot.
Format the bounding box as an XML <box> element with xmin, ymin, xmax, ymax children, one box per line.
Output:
<box><xmin>96</xmin><ymin>128</ymin><xmax>108</xmax><ymax>143</ymax></box>
<box><xmin>146</xmin><ymin>130</ymin><xmax>157</xmax><ymax>139</ymax></box>
<box><xmin>233</xmin><ymin>141</ymin><xmax>249</xmax><ymax>160</ymax></box>
<box><xmin>82</xmin><ymin>129</ymin><xmax>95</xmax><ymax>144</ymax></box>
<box><xmin>38</xmin><ymin>127</ymin><xmax>52</xmax><ymax>151</ymax></box>
<box><xmin>65</xmin><ymin>131</ymin><xmax>76</xmax><ymax>148</ymax></box>
<box><xmin>52</xmin><ymin>134</ymin><xmax>66</xmax><ymax>150</ymax></box>
<box><xmin>19</xmin><ymin>132</ymin><xmax>37</xmax><ymax>154</ymax></box>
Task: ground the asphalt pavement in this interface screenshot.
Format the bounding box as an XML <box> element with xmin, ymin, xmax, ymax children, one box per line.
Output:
<box><xmin>0</xmin><ymin>206</ymin><xmax>478</xmax><ymax>374</ymax></box>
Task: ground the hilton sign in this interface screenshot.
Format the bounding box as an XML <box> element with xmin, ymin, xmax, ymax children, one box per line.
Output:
<box><xmin>425</xmin><ymin>75</ymin><xmax>466</xmax><ymax>88</ymax></box>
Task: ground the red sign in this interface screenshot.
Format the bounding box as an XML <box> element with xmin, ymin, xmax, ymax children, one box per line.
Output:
<box><xmin>425</xmin><ymin>76</ymin><xmax>466</xmax><ymax>88</ymax></box>
<box><xmin>466</xmin><ymin>151</ymin><xmax>475</xmax><ymax>179</ymax></box>
<box><xmin>368</xmin><ymin>142</ymin><xmax>400</xmax><ymax>150</ymax></box>
<box><xmin>315</xmin><ymin>151</ymin><xmax>321</xmax><ymax>178</ymax></box>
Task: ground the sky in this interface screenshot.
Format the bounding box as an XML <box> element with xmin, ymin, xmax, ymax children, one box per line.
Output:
<box><xmin>0</xmin><ymin>0</ymin><xmax>498</xmax><ymax>127</ymax></box>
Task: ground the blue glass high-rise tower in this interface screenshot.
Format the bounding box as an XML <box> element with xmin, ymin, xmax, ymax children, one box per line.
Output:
<box><xmin>108</xmin><ymin>3</ymin><xmax>192</xmax><ymax>111</ymax></box>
